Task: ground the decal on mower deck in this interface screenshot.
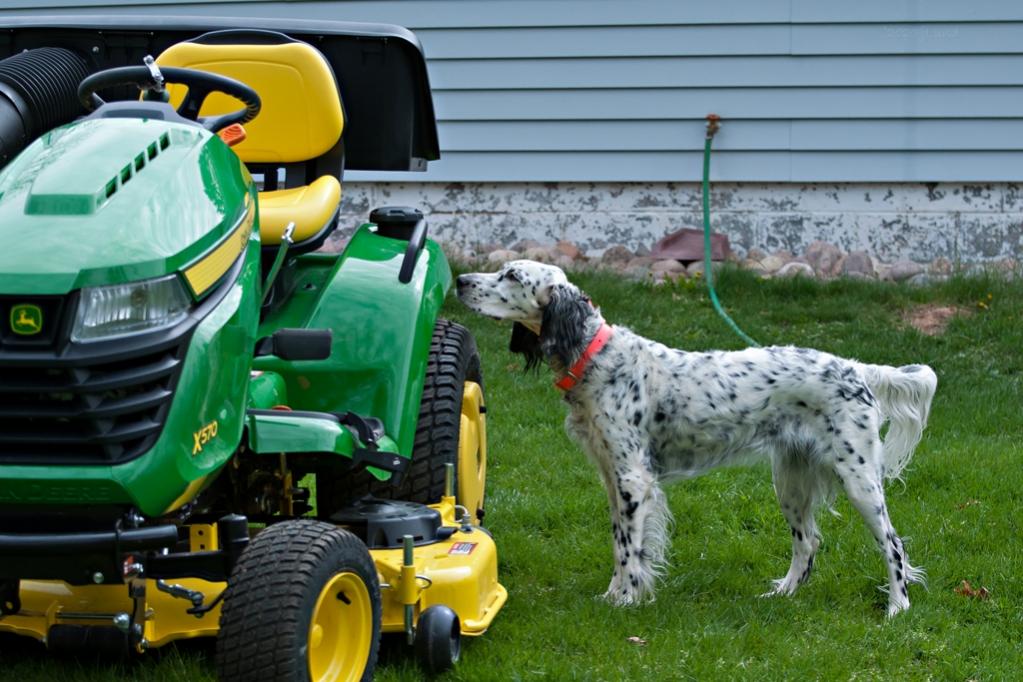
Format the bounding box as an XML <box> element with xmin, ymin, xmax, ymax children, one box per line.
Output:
<box><xmin>448</xmin><ymin>542</ymin><xmax>477</xmax><ymax>556</ymax></box>
<box><xmin>192</xmin><ymin>420</ymin><xmax>219</xmax><ymax>455</ymax></box>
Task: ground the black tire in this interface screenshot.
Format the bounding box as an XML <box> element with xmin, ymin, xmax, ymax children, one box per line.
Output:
<box><xmin>320</xmin><ymin>318</ymin><xmax>483</xmax><ymax>511</ymax></box>
<box><xmin>215</xmin><ymin>519</ymin><xmax>381</xmax><ymax>682</ymax></box>
<box><xmin>415</xmin><ymin>605</ymin><xmax>461</xmax><ymax>674</ymax></box>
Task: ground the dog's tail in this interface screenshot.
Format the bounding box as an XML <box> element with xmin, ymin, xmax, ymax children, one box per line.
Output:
<box><xmin>858</xmin><ymin>362</ymin><xmax>938</xmax><ymax>481</ymax></box>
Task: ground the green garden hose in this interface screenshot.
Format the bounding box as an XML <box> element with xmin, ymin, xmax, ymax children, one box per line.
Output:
<box><xmin>702</xmin><ymin>115</ymin><xmax>761</xmax><ymax>347</ymax></box>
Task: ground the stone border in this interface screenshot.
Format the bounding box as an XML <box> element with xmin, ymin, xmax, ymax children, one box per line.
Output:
<box><xmin>432</xmin><ymin>238</ymin><xmax>1021</xmax><ymax>285</ymax></box>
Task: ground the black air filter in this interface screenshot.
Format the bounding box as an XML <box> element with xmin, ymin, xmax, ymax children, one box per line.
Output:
<box><xmin>0</xmin><ymin>47</ymin><xmax>91</xmax><ymax>167</ymax></box>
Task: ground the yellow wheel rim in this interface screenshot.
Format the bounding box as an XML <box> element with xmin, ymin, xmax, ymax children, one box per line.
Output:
<box><xmin>307</xmin><ymin>571</ymin><xmax>373</xmax><ymax>682</ymax></box>
<box><xmin>458</xmin><ymin>381</ymin><xmax>487</xmax><ymax>523</ymax></box>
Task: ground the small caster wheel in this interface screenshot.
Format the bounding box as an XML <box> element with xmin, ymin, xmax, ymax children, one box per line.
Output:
<box><xmin>415</xmin><ymin>605</ymin><xmax>461</xmax><ymax>674</ymax></box>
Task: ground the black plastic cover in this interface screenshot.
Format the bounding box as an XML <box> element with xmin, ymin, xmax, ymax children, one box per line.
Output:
<box><xmin>330</xmin><ymin>497</ymin><xmax>452</xmax><ymax>549</ymax></box>
<box><xmin>0</xmin><ymin>15</ymin><xmax>440</xmax><ymax>172</ymax></box>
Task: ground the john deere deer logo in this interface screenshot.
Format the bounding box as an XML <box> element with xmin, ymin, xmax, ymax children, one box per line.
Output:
<box><xmin>10</xmin><ymin>304</ymin><xmax>42</xmax><ymax>336</ymax></box>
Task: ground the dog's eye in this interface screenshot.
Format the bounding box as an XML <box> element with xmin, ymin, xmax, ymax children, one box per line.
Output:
<box><xmin>502</xmin><ymin>270</ymin><xmax>520</xmax><ymax>283</ymax></box>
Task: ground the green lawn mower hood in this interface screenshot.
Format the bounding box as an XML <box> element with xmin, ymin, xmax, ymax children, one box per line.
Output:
<box><xmin>0</xmin><ymin>117</ymin><xmax>251</xmax><ymax>296</ymax></box>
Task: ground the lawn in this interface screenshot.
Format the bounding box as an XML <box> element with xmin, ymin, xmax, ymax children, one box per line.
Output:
<box><xmin>3</xmin><ymin>266</ymin><xmax>1021</xmax><ymax>680</ymax></box>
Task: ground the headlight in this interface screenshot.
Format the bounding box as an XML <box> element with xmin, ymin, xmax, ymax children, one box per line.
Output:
<box><xmin>71</xmin><ymin>275</ymin><xmax>192</xmax><ymax>343</ymax></box>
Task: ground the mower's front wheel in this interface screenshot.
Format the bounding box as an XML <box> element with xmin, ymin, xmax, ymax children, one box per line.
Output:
<box><xmin>215</xmin><ymin>519</ymin><xmax>381</xmax><ymax>682</ymax></box>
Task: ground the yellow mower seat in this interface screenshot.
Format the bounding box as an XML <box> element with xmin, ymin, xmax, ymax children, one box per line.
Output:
<box><xmin>258</xmin><ymin>176</ymin><xmax>342</xmax><ymax>243</ymax></box>
<box><xmin>157</xmin><ymin>35</ymin><xmax>345</xmax><ymax>246</ymax></box>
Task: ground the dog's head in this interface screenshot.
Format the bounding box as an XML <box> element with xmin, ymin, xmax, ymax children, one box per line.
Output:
<box><xmin>456</xmin><ymin>260</ymin><xmax>600</xmax><ymax>372</ymax></box>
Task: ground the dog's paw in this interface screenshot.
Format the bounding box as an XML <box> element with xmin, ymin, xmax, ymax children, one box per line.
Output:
<box><xmin>601</xmin><ymin>587</ymin><xmax>635</xmax><ymax>606</ymax></box>
<box><xmin>760</xmin><ymin>576</ymin><xmax>799</xmax><ymax>598</ymax></box>
<box><xmin>886</xmin><ymin>598</ymin><xmax>911</xmax><ymax>618</ymax></box>
<box><xmin>601</xmin><ymin>583</ymin><xmax>656</xmax><ymax>607</ymax></box>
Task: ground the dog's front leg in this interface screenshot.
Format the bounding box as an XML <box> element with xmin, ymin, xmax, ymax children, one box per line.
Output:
<box><xmin>602</xmin><ymin>454</ymin><xmax>670</xmax><ymax>606</ymax></box>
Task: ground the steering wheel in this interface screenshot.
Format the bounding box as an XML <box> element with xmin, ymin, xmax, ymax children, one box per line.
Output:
<box><xmin>78</xmin><ymin>64</ymin><xmax>261</xmax><ymax>133</ymax></box>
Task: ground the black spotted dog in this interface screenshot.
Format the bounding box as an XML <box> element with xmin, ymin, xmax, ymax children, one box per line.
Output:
<box><xmin>456</xmin><ymin>260</ymin><xmax>936</xmax><ymax>616</ymax></box>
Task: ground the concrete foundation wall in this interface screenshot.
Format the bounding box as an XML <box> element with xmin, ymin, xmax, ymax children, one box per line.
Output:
<box><xmin>336</xmin><ymin>182</ymin><xmax>1023</xmax><ymax>263</ymax></box>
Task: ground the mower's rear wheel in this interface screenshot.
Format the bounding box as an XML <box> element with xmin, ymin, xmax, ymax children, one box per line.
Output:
<box><xmin>320</xmin><ymin>318</ymin><xmax>488</xmax><ymax>523</ymax></box>
<box><xmin>215</xmin><ymin>519</ymin><xmax>381</xmax><ymax>682</ymax></box>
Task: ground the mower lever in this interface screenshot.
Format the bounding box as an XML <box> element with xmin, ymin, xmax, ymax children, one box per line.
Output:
<box><xmin>337</xmin><ymin>411</ymin><xmax>385</xmax><ymax>447</ymax></box>
<box><xmin>397</xmin><ymin>217</ymin><xmax>428</xmax><ymax>284</ymax></box>
<box><xmin>143</xmin><ymin>55</ymin><xmax>165</xmax><ymax>91</ymax></box>
<box><xmin>155</xmin><ymin>579</ymin><xmax>205</xmax><ymax>608</ymax></box>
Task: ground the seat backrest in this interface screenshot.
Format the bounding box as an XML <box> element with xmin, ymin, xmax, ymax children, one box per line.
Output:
<box><xmin>157</xmin><ymin>31</ymin><xmax>344</xmax><ymax>165</ymax></box>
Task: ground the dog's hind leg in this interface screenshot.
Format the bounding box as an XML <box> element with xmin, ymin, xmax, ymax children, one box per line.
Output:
<box><xmin>763</xmin><ymin>451</ymin><xmax>823</xmax><ymax>597</ymax></box>
<box><xmin>833</xmin><ymin>433</ymin><xmax>923</xmax><ymax>617</ymax></box>
<box><xmin>602</xmin><ymin>459</ymin><xmax>670</xmax><ymax>606</ymax></box>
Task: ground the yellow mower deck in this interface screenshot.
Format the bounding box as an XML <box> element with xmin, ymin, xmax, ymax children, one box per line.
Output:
<box><xmin>0</xmin><ymin>499</ymin><xmax>505</xmax><ymax>650</ymax></box>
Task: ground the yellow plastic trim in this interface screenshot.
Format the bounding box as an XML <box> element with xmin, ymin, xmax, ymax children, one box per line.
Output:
<box><xmin>458</xmin><ymin>381</ymin><xmax>487</xmax><ymax>524</ymax></box>
<box><xmin>257</xmin><ymin>175</ymin><xmax>341</xmax><ymax>245</ymax></box>
<box><xmin>156</xmin><ymin>41</ymin><xmax>344</xmax><ymax>163</ymax></box>
<box><xmin>182</xmin><ymin>201</ymin><xmax>254</xmax><ymax>297</ymax></box>
<box><xmin>307</xmin><ymin>572</ymin><xmax>373</xmax><ymax>682</ymax></box>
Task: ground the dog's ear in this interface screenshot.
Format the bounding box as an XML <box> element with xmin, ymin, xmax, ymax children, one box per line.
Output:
<box><xmin>509</xmin><ymin>322</ymin><xmax>543</xmax><ymax>372</ymax></box>
<box><xmin>540</xmin><ymin>283</ymin><xmax>592</xmax><ymax>369</ymax></box>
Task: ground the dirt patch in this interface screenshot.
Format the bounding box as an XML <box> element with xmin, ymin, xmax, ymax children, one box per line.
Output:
<box><xmin>902</xmin><ymin>304</ymin><xmax>970</xmax><ymax>336</ymax></box>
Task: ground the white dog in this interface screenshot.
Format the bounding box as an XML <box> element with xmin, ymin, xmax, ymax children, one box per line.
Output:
<box><xmin>456</xmin><ymin>260</ymin><xmax>936</xmax><ymax>616</ymax></box>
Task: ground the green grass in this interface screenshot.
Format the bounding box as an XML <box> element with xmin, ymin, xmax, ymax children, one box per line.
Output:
<box><xmin>4</xmin><ymin>267</ymin><xmax>1022</xmax><ymax>680</ymax></box>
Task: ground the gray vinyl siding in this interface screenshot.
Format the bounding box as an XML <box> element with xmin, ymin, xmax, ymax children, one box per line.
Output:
<box><xmin>4</xmin><ymin>1</ymin><xmax>1022</xmax><ymax>182</ymax></box>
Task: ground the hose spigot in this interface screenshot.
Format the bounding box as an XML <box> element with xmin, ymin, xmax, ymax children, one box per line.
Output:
<box><xmin>705</xmin><ymin>113</ymin><xmax>721</xmax><ymax>139</ymax></box>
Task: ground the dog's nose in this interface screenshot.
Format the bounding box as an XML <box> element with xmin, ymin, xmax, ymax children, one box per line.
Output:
<box><xmin>456</xmin><ymin>275</ymin><xmax>469</xmax><ymax>292</ymax></box>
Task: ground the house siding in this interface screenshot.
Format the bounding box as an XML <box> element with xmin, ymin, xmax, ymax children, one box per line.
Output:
<box><xmin>3</xmin><ymin>1</ymin><xmax>1021</xmax><ymax>261</ymax></box>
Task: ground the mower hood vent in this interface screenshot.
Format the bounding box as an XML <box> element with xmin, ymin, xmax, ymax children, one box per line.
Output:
<box><xmin>99</xmin><ymin>132</ymin><xmax>172</xmax><ymax>206</ymax></box>
<box><xmin>25</xmin><ymin>130</ymin><xmax>172</xmax><ymax>216</ymax></box>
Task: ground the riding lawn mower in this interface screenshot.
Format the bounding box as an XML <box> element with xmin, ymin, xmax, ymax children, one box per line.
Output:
<box><xmin>0</xmin><ymin>15</ymin><xmax>505</xmax><ymax>680</ymax></box>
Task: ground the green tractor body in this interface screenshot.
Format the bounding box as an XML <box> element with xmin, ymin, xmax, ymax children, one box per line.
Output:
<box><xmin>0</xmin><ymin>117</ymin><xmax>263</xmax><ymax>515</ymax></box>
<box><xmin>0</xmin><ymin>16</ymin><xmax>503</xmax><ymax>679</ymax></box>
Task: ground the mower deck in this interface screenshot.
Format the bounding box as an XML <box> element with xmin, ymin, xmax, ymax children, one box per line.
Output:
<box><xmin>0</xmin><ymin>498</ymin><xmax>505</xmax><ymax>650</ymax></box>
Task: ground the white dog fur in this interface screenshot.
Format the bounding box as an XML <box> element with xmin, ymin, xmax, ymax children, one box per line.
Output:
<box><xmin>456</xmin><ymin>260</ymin><xmax>937</xmax><ymax>617</ymax></box>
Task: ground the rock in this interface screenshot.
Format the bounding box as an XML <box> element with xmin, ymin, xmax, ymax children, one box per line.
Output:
<box><xmin>741</xmin><ymin>259</ymin><xmax>770</xmax><ymax>276</ymax></box>
<box><xmin>907</xmin><ymin>272</ymin><xmax>948</xmax><ymax>286</ymax></box>
<box><xmin>553</xmin><ymin>254</ymin><xmax>576</xmax><ymax>270</ymax></box>
<box><xmin>623</xmin><ymin>263</ymin><xmax>652</xmax><ymax>280</ymax></box>
<box><xmin>626</xmin><ymin>256</ymin><xmax>656</xmax><ymax>269</ymax></box>
<box><xmin>510</xmin><ymin>239</ymin><xmax>541</xmax><ymax>252</ymax></box>
<box><xmin>771</xmin><ymin>250</ymin><xmax>795</xmax><ymax>264</ymax></box>
<box><xmin>776</xmin><ymin>262</ymin><xmax>815</xmax><ymax>279</ymax></box>
<box><xmin>601</xmin><ymin>245</ymin><xmax>634</xmax><ymax>265</ymax></box>
<box><xmin>845</xmin><ymin>272</ymin><xmax>874</xmax><ymax>281</ymax></box>
<box><xmin>930</xmin><ymin>256</ymin><xmax>953</xmax><ymax>276</ymax></box>
<box><xmin>759</xmin><ymin>254</ymin><xmax>787</xmax><ymax>274</ymax></box>
<box><xmin>889</xmin><ymin>260</ymin><xmax>924</xmax><ymax>282</ymax></box>
<box><xmin>841</xmin><ymin>250</ymin><xmax>877</xmax><ymax>278</ymax></box>
<box><xmin>992</xmin><ymin>257</ymin><xmax>1019</xmax><ymax>279</ymax></box>
<box><xmin>651</xmin><ymin>271</ymin><xmax>684</xmax><ymax>286</ymax></box>
<box><xmin>439</xmin><ymin>241</ymin><xmax>466</xmax><ymax>264</ymax></box>
<box><xmin>634</xmin><ymin>243</ymin><xmax>652</xmax><ymax>257</ymax></box>
<box><xmin>651</xmin><ymin>227</ymin><xmax>730</xmax><ymax>262</ymax></box>
<box><xmin>960</xmin><ymin>262</ymin><xmax>989</xmax><ymax>278</ymax></box>
<box><xmin>747</xmin><ymin>247</ymin><xmax>768</xmax><ymax>262</ymax></box>
<box><xmin>476</xmin><ymin>242</ymin><xmax>503</xmax><ymax>256</ymax></box>
<box><xmin>650</xmin><ymin>259</ymin><xmax>687</xmax><ymax>276</ymax></box>
<box><xmin>686</xmin><ymin>260</ymin><xmax>722</xmax><ymax>277</ymax></box>
<box><xmin>523</xmin><ymin>246</ymin><xmax>554</xmax><ymax>263</ymax></box>
<box><xmin>804</xmin><ymin>240</ymin><xmax>844</xmax><ymax>277</ymax></box>
<box><xmin>554</xmin><ymin>240</ymin><xmax>582</xmax><ymax>261</ymax></box>
<box><xmin>486</xmin><ymin>249</ymin><xmax>518</xmax><ymax>265</ymax></box>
